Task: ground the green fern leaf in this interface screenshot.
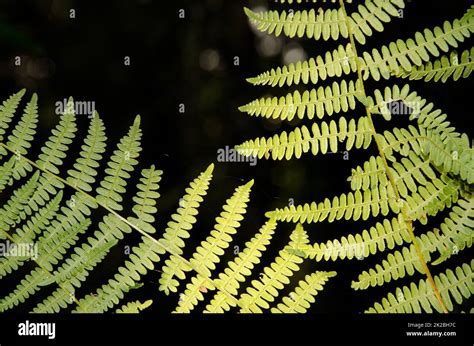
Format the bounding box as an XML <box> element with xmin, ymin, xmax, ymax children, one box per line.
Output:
<box><xmin>127</xmin><ymin>166</ymin><xmax>163</xmax><ymax>234</ymax></box>
<box><xmin>268</xmin><ymin>184</ymin><xmax>399</xmax><ymax>223</ymax></box>
<box><xmin>245</xmin><ymin>1</ymin><xmax>403</xmax><ymax>44</ymax></box>
<box><xmin>238</xmin><ymin>224</ymin><xmax>309</xmax><ymax>313</ymax></box>
<box><xmin>0</xmin><ymin>171</ymin><xmax>39</xmax><ymax>236</ymax></box>
<box><xmin>361</xmin><ymin>9</ymin><xmax>474</xmax><ymax>80</ymax></box>
<box><xmin>174</xmin><ymin>180</ymin><xmax>254</xmax><ymax>313</ymax></box>
<box><xmin>236</xmin><ymin>117</ymin><xmax>372</xmax><ymax>160</ymax></box>
<box><xmin>2</xmin><ymin>93</ymin><xmax>39</xmax><ymax>181</ymax></box>
<box><xmin>307</xmin><ymin>215</ymin><xmax>411</xmax><ymax>261</ymax></box>
<box><xmin>247</xmin><ymin>43</ymin><xmax>356</xmax><ymax>87</ymax></box>
<box><xmin>116</xmin><ymin>300</ymin><xmax>153</xmax><ymax>313</ymax></box>
<box><xmin>366</xmin><ymin>260</ymin><xmax>474</xmax><ymax>313</ymax></box>
<box><xmin>396</xmin><ymin>48</ymin><xmax>474</xmax><ymax>82</ymax></box>
<box><xmin>158</xmin><ymin>164</ymin><xmax>214</xmax><ymax>295</ymax></box>
<box><xmin>71</xmin><ymin>167</ymin><xmax>163</xmax><ymax>313</ymax></box>
<box><xmin>352</xmin><ymin>244</ymin><xmax>430</xmax><ymax>290</ymax></box>
<box><xmin>239</xmin><ymin>80</ymin><xmax>360</xmax><ymax>121</ymax></box>
<box><xmin>28</xmin><ymin>99</ymin><xmax>77</xmax><ymax>212</ymax></box>
<box><xmin>0</xmin><ymin>89</ymin><xmax>25</xmax><ymax>145</ymax></box>
<box><xmin>246</xmin><ymin>7</ymin><xmax>473</xmax><ymax>87</ymax></box>
<box><xmin>348</xmin><ymin>155</ymin><xmax>387</xmax><ymax>191</ymax></box>
<box><xmin>271</xmin><ymin>271</ymin><xmax>336</xmax><ymax>313</ymax></box>
<box><xmin>96</xmin><ymin>115</ymin><xmax>142</xmax><ymax>211</ymax></box>
<box><xmin>0</xmin><ymin>192</ymin><xmax>62</xmax><ymax>278</ymax></box>
<box><xmin>204</xmin><ymin>219</ymin><xmax>277</xmax><ymax>313</ymax></box>
<box><xmin>66</xmin><ymin>113</ymin><xmax>107</xmax><ymax>193</ymax></box>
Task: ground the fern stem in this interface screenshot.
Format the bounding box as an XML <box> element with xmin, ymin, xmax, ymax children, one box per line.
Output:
<box><xmin>338</xmin><ymin>0</ymin><xmax>449</xmax><ymax>313</ymax></box>
<box><xmin>0</xmin><ymin>142</ymin><xmax>242</xmax><ymax>310</ymax></box>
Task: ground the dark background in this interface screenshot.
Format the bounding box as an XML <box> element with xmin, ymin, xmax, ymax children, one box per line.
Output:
<box><xmin>0</xmin><ymin>0</ymin><xmax>472</xmax><ymax>315</ymax></box>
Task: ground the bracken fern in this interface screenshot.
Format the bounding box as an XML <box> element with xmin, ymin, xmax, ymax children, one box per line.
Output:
<box><xmin>236</xmin><ymin>0</ymin><xmax>473</xmax><ymax>313</ymax></box>
<box><xmin>0</xmin><ymin>92</ymin><xmax>334</xmax><ymax>314</ymax></box>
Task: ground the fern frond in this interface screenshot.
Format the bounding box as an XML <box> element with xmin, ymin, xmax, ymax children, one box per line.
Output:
<box><xmin>127</xmin><ymin>166</ymin><xmax>163</xmax><ymax>234</ymax></box>
<box><xmin>0</xmin><ymin>89</ymin><xmax>25</xmax><ymax>145</ymax></box>
<box><xmin>28</xmin><ymin>99</ymin><xmax>77</xmax><ymax>211</ymax></box>
<box><xmin>366</xmin><ymin>83</ymin><xmax>414</xmax><ymax>121</ymax></box>
<box><xmin>348</xmin><ymin>155</ymin><xmax>387</xmax><ymax>191</ymax></box>
<box><xmin>239</xmin><ymin>80</ymin><xmax>360</xmax><ymax>121</ymax></box>
<box><xmin>414</xmin><ymin>105</ymin><xmax>459</xmax><ymax>143</ymax></box>
<box><xmin>247</xmin><ymin>8</ymin><xmax>473</xmax><ymax>87</ymax></box>
<box><xmin>174</xmin><ymin>180</ymin><xmax>254</xmax><ymax>313</ymax></box>
<box><xmin>52</xmin><ymin>231</ymin><xmax>118</xmax><ymax>287</ymax></box>
<box><xmin>396</xmin><ymin>48</ymin><xmax>474</xmax><ymax>82</ymax></box>
<box><xmin>2</xmin><ymin>93</ymin><xmax>39</xmax><ymax>180</ymax></box>
<box><xmin>236</xmin><ymin>116</ymin><xmax>372</xmax><ymax>160</ymax></box>
<box><xmin>391</xmin><ymin>152</ymin><xmax>437</xmax><ymax>199</ymax></box>
<box><xmin>96</xmin><ymin>115</ymin><xmax>142</xmax><ymax>211</ymax></box>
<box><xmin>32</xmin><ymin>116</ymin><xmax>108</xmax><ymax>271</ymax></box>
<box><xmin>27</xmin><ymin>119</ymin><xmax>146</xmax><ymax>312</ymax></box>
<box><xmin>35</xmin><ymin>218</ymin><xmax>91</xmax><ymax>272</ymax></box>
<box><xmin>247</xmin><ymin>43</ymin><xmax>357</xmax><ymax>87</ymax></box>
<box><xmin>0</xmin><ymin>267</ymin><xmax>54</xmax><ymax>312</ymax></box>
<box><xmin>307</xmin><ymin>215</ymin><xmax>411</xmax><ymax>261</ymax></box>
<box><xmin>158</xmin><ymin>164</ymin><xmax>214</xmax><ymax>295</ymax></box>
<box><xmin>348</xmin><ymin>151</ymin><xmax>436</xmax><ymax>199</ymax></box>
<box><xmin>360</xmin><ymin>10</ymin><xmax>474</xmax><ymax>80</ymax></box>
<box><xmin>66</xmin><ymin>113</ymin><xmax>107</xmax><ymax>193</ymax></box>
<box><xmin>238</xmin><ymin>224</ymin><xmax>309</xmax><ymax>313</ymax></box>
<box><xmin>0</xmin><ymin>171</ymin><xmax>39</xmax><ymax>236</ymax></box>
<box><xmin>348</xmin><ymin>0</ymin><xmax>405</xmax><ymax>45</ymax></box>
<box><xmin>423</xmin><ymin>134</ymin><xmax>473</xmax><ymax>184</ymax></box>
<box><xmin>204</xmin><ymin>219</ymin><xmax>277</xmax><ymax>313</ymax></box>
<box><xmin>116</xmin><ymin>300</ymin><xmax>153</xmax><ymax>313</ymax></box>
<box><xmin>245</xmin><ymin>1</ymin><xmax>403</xmax><ymax>44</ymax></box>
<box><xmin>366</xmin><ymin>260</ymin><xmax>474</xmax><ymax>313</ymax></box>
<box><xmin>0</xmin><ymin>157</ymin><xmax>15</xmax><ymax>192</ymax></box>
<box><xmin>71</xmin><ymin>167</ymin><xmax>163</xmax><ymax>313</ymax></box>
<box><xmin>244</xmin><ymin>7</ymin><xmax>349</xmax><ymax>41</ymax></box>
<box><xmin>353</xmin><ymin>197</ymin><xmax>473</xmax><ymax>289</ymax></box>
<box><xmin>368</xmin><ymin>84</ymin><xmax>460</xmax><ymax>148</ymax></box>
<box><xmin>271</xmin><ymin>271</ymin><xmax>336</xmax><ymax>313</ymax></box>
<box><xmin>352</xmin><ymin>244</ymin><xmax>430</xmax><ymax>290</ymax></box>
<box><xmin>267</xmin><ymin>184</ymin><xmax>399</xmax><ymax>223</ymax></box>
<box><xmin>28</xmin><ymin>235</ymin><xmax>117</xmax><ymax>313</ymax></box>
<box><xmin>404</xmin><ymin>175</ymin><xmax>460</xmax><ymax>224</ymax></box>
<box><xmin>378</xmin><ymin>125</ymin><xmax>427</xmax><ymax>161</ymax></box>
<box><xmin>430</xmin><ymin>197</ymin><xmax>473</xmax><ymax>265</ymax></box>
<box><xmin>0</xmin><ymin>192</ymin><xmax>62</xmax><ymax>278</ymax></box>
